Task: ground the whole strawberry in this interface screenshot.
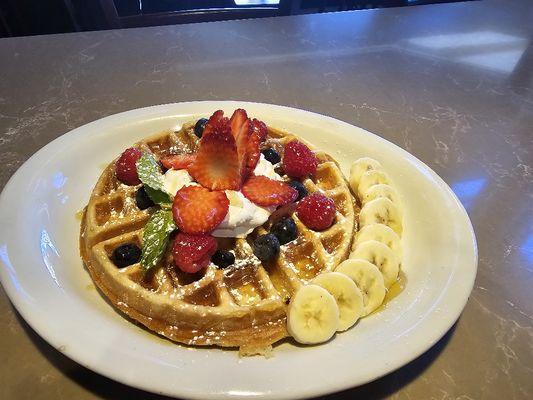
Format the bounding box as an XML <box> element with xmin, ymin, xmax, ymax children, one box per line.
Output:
<box><xmin>282</xmin><ymin>141</ymin><xmax>318</xmax><ymax>178</ymax></box>
<box><xmin>296</xmin><ymin>192</ymin><xmax>336</xmax><ymax>231</ymax></box>
<box><xmin>115</xmin><ymin>147</ymin><xmax>142</xmax><ymax>185</ymax></box>
<box><xmin>173</xmin><ymin>232</ymin><xmax>217</xmax><ymax>273</ymax></box>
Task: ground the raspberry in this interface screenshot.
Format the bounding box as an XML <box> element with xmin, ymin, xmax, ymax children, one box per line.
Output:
<box><xmin>282</xmin><ymin>141</ymin><xmax>318</xmax><ymax>178</ymax></box>
<box><xmin>296</xmin><ymin>192</ymin><xmax>336</xmax><ymax>231</ymax></box>
<box><xmin>115</xmin><ymin>147</ymin><xmax>142</xmax><ymax>185</ymax></box>
<box><xmin>172</xmin><ymin>232</ymin><xmax>217</xmax><ymax>273</ymax></box>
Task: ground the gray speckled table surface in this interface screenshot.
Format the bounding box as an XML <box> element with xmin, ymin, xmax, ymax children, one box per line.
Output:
<box><xmin>1</xmin><ymin>0</ymin><xmax>532</xmax><ymax>398</ymax></box>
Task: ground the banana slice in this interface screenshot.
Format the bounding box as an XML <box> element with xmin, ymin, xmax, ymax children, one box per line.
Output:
<box><xmin>313</xmin><ymin>272</ymin><xmax>363</xmax><ymax>331</ymax></box>
<box><xmin>335</xmin><ymin>259</ymin><xmax>386</xmax><ymax>316</ymax></box>
<box><xmin>287</xmin><ymin>284</ymin><xmax>340</xmax><ymax>344</ymax></box>
<box><xmin>358</xmin><ymin>170</ymin><xmax>391</xmax><ymax>199</ymax></box>
<box><xmin>359</xmin><ymin>197</ymin><xmax>403</xmax><ymax>235</ymax></box>
<box><xmin>350</xmin><ymin>240</ymin><xmax>399</xmax><ymax>288</ymax></box>
<box><xmin>354</xmin><ymin>223</ymin><xmax>402</xmax><ymax>258</ymax></box>
<box><xmin>349</xmin><ymin>158</ymin><xmax>382</xmax><ymax>193</ymax></box>
<box><xmin>361</xmin><ymin>183</ymin><xmax>401</xmax><ymax>207</ymax></box>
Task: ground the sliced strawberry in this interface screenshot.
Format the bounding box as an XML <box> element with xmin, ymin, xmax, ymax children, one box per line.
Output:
<box><xmin>244</xmin><ymin>131</ymin><xmax>261</xmax><ymax>177</ymax></box>
<box><xmin>242</xmin><ymin>175</ymin><xmax>298</xmax><ymax>207</ymax></box>
<box><xmin>230</xmin><ymin>109</ymin><xmax>252</xmax><ymax>179</ymax></box>
<box><xmin>161</xmin><ymin>154</ymin><xmax>196</xmax><ymax>170</ymax></box>
<box><xmin>172</xmin><ymin>186</ymin><xmax>229</xmax><ymax>234</ymax></box>
<box><xmin>202</xmin><ymin>110</ymin><xmax>229</xmax><ymax>138</ymax></box>
<box><xmin>188</xmin><ymin>123</ymin><xmax>241</xmax><ymax>190</ymax></box>
<box><xmin>251</xmin><ymin>118</ymin><xmax>268</xmax><ymax>142</ymax></box>
<box><xmin>230</xmin><ymin>108</ymin><xmax>249</xmax><ymax>139</ymax></box>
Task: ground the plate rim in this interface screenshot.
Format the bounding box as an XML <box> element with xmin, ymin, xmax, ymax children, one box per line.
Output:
<box><xmin>0</xmin><ymin>101</ymin><xmax>478</xmax><ymax>399</ymax></box>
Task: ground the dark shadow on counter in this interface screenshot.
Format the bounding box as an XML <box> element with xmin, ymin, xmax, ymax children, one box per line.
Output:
<box><xmin>14</xmin><ymin>306</ymin><xmax>458</xmax><ymax>400</ymax></box>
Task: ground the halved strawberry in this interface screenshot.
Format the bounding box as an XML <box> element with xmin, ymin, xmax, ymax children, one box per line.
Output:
<box><xmin>188</xmin><ymin>121</ymin><xmax>241</xmax><ymax>190</ymax></box>
<box><xmin>161</xmin><ymin>154</ymin><xmax>196</xmax><ymax>170</ymax></box>
<box><xmin>172</xmin><ymin>186</ymin><xmax>229</xmax><ymax>234</ymax></box>
<box><xmin>251</xmin><ymin>118</ymin><xmax>268</xmax><ymax>142</ymax></box>
<box><xmin>242</xmin><ymin>175</ymin><xmax>298</xmax><ymax>207</ymax></box>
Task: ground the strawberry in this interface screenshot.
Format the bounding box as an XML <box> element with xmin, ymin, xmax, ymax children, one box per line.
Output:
<box><xmin>172</xmin><ymin>232</ymin><xmax>217</xmax><ymax>273</ymax></box>
<box><xmin>244</xmin><ymin>131</ymin><xmax>261</xmax><ymax>177</ymax></box>
<box><xmin>230</xmin><ymin>109</ymin><xmax>264</xmax><ymax>180</ymax></box>
<box><xmin>115</xmin><ymin>147</ymin><xmax>142</xmax><ymax>185</ymax></box>
<box><xmin>251</xmin><ymin>118</ymin><xmax>268</xmax><ymax>142</ymax></box>
<box><xmin>282</xmin><ymin>140</ymin><xmax>318</xmax><ymax>178</ymax></box>
<box><xmin>188</xmin><ymin>121</ymin><xmax>241</xmax><ymax>190</ymax></box>
<box><xmin>296</xmin><ymin>192</ymin><xmax>336</xmax><ymax>231</ymax></box>
<box><xmin>172</xmin><ymin>186</ymin><xmax>229</xmax><ymax>234</ymax></box>
<box><xmin>161</xmin><ymin>154</ymin><xmax>196</xmax><ymax>170</ymax></box>
<box><xmin>242</xmin><ymin>175</ymin><xmax>298</xmax><ymax>207</ymax></box>
<box><xmin>202</xmin><ymin>110</ymin><xmax>229</xmax><ymax>138</ymax></box>
<box><xmin>230</xmin><ymin>109</ymin><xmax>252</xmax><ymax>178</ymax></box>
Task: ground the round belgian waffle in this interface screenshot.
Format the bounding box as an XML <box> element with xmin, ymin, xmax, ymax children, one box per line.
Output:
<box><xmin>80</xmin><ymin>120</ymin><xmax>356</xmax><ymax>352</ymax></box>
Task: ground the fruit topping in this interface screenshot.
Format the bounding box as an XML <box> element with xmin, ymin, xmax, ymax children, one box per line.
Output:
<box><xmin>161</xmin><ymin>154</ymin><xmax>196</xmax><ymax>170</ymax></box>
<box><xmin>261</xmin><ymin>148</ymin><xmax>281</xmax><ymax>164</ymax></box>
<box><xmin>241</xmin><ymin>175</ymin><xmax>298</xmax><ymax>207</ymax></box>
<box><xmin>296</xmin><ymin>192</ymin><xmax>336</xmax><ymax>230</ymax></box>
<box><xmin>172</xmin><ymin>186</ymin><xmax>229</xmax><ymax>234</ymax></box>
<box><xmin>251</xmin><ymin>118</ymin><xmax>268</xmax><ymax>142</ymax></box>
<box><xmin>270</xmin><ymin>217</ymin><xmax>298</xmax><ymax>245</ymax></box>
<box><xmin>244</xmin><ymin>130</ymin><xmax>261</xmax><ymax>178</ymax></box>
<box><xmin>188</xmin><ymin>121</ymin><xmax>241</xmax><ymax>191</ymax></box>
<box><xmin>194</xmin><ymin>118</ymin><xmax>209</xmax><ymax>138</ymax></box>
<box><xmin>135</xmin><ymin>186</ymin><xmax>155</xmax><ymax>210</ymax></box>
<box><xmin>230</xmin><ymin>109</ymin><xmax>255</xmax><ymax>179</ymax></box>
<box><xmin>172</xmin><ymin>232</ymin><xmax>217</xmax><ymax>273</ymax></box>
<box><xmin>115</xmin><ymin>147</ymin><xmax>142</xmax><ymax>185</ymax></box>
<box><xmin>253</xmin><ymin>233</ymin><xmax>280</xmax><ymax>262</ymax></box>
<box><xmin>288</xmin><ymin>180</ymin><xmax>308</xmax><ymax>201</ymax></box>
<box><xmin>282</xmin><ymin>141</ymin><xmax>318</xmax><ymax>178</ymax></box>
<box><xmin>112</xmin><ymin>243</ymin><xmax>141</xmax><ymax>268</ymax></box>
<box><xmin>201</xmin><ymin>110</ymin><xmax>229</xmax><ymax>138</ymax></box>
<box><xmin>211</xmin><ymin>250</ymin><xmax>235</xmax><ymax>268</ymax></box>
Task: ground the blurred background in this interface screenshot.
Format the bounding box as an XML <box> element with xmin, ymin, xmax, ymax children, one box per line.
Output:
<box><xmin>0</xmin><ymin>0</ymin><xmax>469</xmax><ymax>38</ymax></box>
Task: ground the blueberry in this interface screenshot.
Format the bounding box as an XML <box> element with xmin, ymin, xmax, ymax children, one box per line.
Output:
<box><xmin>261</xmin><ymin>148</ymin><xmax>281</xmax><ymax>164</ymax></box>
<box><xmin>288</xmin><ymin>180</ymin><xmax>308</xmax><ymax>201</ymax></box>
<box><xmin>253</xmin><ymin>234</ymin><xmax>280</xmax><ymax>262</ymax></box>
<box><xmin>135</xmin><ymin>186</ymin><xmax>155</xmax><ymax>210</ymax></box>
<box><xmin>270</xmin><ymin>217</ymin><xmax>298</xmax><ymax>245</ymax></box>
<box><xmin>194</xmin><ymin>118</ymin><xmax>209</xmax><ymax>138</ymax></box>
<box><xmin>112</xmin><ymin>243</ymin><xmax>141</xmax><ymax>268</ymax></box>
<box><xmin>211</xmin><ymin>250</ymin><xmax>235</xmax><ymax>268</ymax></box>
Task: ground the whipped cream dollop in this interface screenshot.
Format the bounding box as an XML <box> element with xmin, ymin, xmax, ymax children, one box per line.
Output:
<box><xmin>162</xmin><ymin>154</ymin><xmax>282</xmax><ymax>238</ymax></box>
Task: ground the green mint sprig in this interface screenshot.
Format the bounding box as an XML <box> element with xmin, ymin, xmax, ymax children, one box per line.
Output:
<box><xmin>140</xmin><ymin>209</ymin><xmax>176</xmax><ymax>273</ymax></box>
<box><xmin>136</xmin><ymin>153</ymin><xmax>172</xmax><ymax>206</ymax></box>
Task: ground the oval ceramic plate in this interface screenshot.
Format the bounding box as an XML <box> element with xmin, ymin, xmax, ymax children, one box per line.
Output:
<box><xmin>0</xmin><ymin>102</ymin><xmax>477</xmax><ymax>399</ymax></box>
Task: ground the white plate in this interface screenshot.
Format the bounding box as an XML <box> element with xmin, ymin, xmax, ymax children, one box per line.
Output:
<box><xmin>0</xmin><ymin>102</ymin><xmax>477</xmax><ymax>399</ymax></box>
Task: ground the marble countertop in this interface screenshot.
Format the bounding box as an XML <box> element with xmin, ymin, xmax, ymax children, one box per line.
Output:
<box><xmin>1</xmin><ymin>0</ymin><xmax>532</xmax><ymax>398</ymax></box>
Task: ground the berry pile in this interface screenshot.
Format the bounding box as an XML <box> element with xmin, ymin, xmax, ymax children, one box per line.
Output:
<box><xmin>112</xmin><ymin>109</ymin><xmax>335</xmax><ymax>274</ymax></box>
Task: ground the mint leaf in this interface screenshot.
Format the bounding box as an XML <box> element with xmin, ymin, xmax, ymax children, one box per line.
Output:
<box><xmin>136</xmin><ymin>153</ymin><xmax>171</xmax><ymax>205</ymax></box>
<box><xmin>144</xmin><ymin>186</ymin><xmax>171</xmax><ymax>206</ymax></box>
<box><xmin>136</xmin><ymin>152</ymin><xmax>165</xmax><ymax>191</ymax></box>
<box><xmin>140</xmin><ymin>209</ymin><xmax>176</xmax><ymax>273</ymax></box>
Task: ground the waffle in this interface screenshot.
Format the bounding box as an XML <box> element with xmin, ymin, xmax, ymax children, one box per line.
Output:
<box><xmin>80</xmin><ymin>121</ymin><xmax>356</xmax><ymax>352</ymax></box>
